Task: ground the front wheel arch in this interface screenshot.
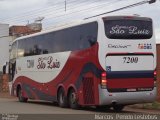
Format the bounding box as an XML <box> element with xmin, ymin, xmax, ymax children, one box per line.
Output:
<box><xmin>17</xmin><ymin>85</ymin><xmax>28</xmax><ymax>102</ymax></box>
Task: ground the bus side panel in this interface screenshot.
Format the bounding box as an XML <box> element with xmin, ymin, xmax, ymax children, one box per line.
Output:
<box><xmin>74</xmin><ymin>43</ymin><xmax>103</xmax><ymax>106</ymax></box>
<box><xmin>12</xmin><ymin>43</ymin><xmax>103</xmax><ymax>105</ymax></box>
<box><xmin>77</xmin><ymin>66</ymin><xmax>101</xmax><ymax>106</ymax></box>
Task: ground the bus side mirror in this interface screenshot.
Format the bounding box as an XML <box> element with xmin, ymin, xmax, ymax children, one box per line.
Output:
<box><xmin>3</xmin><ymin>65</ymin><xmax>6</xmax><ymax>74</ymax></box>
<box><xmin>149</xmin><ymin>0</ymin><xmax>156</xmax><ymax>4</ymax></box>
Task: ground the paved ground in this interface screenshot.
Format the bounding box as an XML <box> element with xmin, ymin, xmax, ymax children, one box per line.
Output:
<box><xmin>0</xmin><ymin>92</ymin><xmax>159</xmax><ymax>120</ymax></box>
<box><xmin>0</xmin><ymin>92</ymin><xmax>159</xmax><ymax>114</ymax></box>
<box><xmin>0</xmin><ymin>92</ymin><xmax>14</xmax><ymax>98</ymax></box>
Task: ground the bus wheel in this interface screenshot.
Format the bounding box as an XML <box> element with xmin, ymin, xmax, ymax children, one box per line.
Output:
<box><xmin>113</xmin><ymin>105</ymin><xmax>124</xmax><ymax>112</ymax></box>
<box><xmin>96</xmin><ymin>105</ymin><xmax>110</xmax><ymax>111</ymax></box>
<box><xmin>57</xmin><ymin>88</ymin><xmax>68</xmax><ymax>108</ymax></box>
<box><xmin>69</xmin><ymin>89</ymin><xmax>79</xmax><ymax>109</ymax></box>
<box><xmin>18</xmin><ymin>87</ymin><xmax>28</xmax><ymax>102</ymax></box>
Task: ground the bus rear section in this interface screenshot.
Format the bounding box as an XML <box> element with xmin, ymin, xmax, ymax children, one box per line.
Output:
<box><xmin>98</xmin><ymin>16</ymin><xmax>157</xmax><ymax>109</ymax></box>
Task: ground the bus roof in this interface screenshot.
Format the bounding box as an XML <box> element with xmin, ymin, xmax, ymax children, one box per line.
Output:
<box><xmin>12</xmin><ymin>15</ymin><xmax>152</xmax><ymax>43</ymax></box>
<box><xmin>12</xmin><ymin>17</ymin><xmax>98</xmax><ymax>43</ymax></box>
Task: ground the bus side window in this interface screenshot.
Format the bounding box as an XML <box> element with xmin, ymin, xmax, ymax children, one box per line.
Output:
<box><xmin>79</xmin><ymin>22</ymin><xmax>98</xmax><ymax>49</ymax></box>
<box><xmin>33</xmin><ymin>45</ymin><xmax>42</xmax><ymax>55</ymax></box>
<box><xmin>87</xmin><ymin>36</ymin><xmax>96</xmax><ymax>46</ymax></box>
<box><xmin>42</xmin><ymin>49</ymin><xmax>48</xmax><ymax>54</ymax></box>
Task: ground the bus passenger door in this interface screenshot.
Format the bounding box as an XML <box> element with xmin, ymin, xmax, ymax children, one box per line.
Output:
<box><xmin>8</xmin><ymin>60</ymin><xmax>16</xmax><ymax>95</ymax></box>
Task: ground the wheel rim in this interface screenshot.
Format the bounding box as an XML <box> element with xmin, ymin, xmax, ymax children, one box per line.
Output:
<box><xmin>70</xmin><ymin>92</ymin><xmax>76</xmax><ymax>104</ymax></box>
<box><xmin>19</xmin><ymin>89</ymin><xmax>22</xmax><ymax>101</ymax></box>
<box><xmin>59</xmin><ymin>92</ymin><xmax>64</xmax><ymax>104</ymax></box>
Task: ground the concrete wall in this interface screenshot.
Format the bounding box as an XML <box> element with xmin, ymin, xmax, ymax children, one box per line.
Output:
<box><xmin>0</xmin><ymin>24</ymin><xmax>9</xmax><ymax>37</ymax></box>
<box><xmin>0</xmin><ymin>37</ymin><xmax>11</xmax><ymax>72</ymax></box>
<box><xmin>0</xmin><ymin>24</ymin><xmax>11</xmax><ymax>72</ymax></box>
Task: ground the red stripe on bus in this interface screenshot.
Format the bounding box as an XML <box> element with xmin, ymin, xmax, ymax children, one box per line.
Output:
<box><xmin>107</xmin><ymin>78</ymin><xmax>154</xmax><ymax>89</ymax></box>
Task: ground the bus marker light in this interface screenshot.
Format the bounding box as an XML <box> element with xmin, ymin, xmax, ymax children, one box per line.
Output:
<box><xmin>154</xmin><ymin>71</ymin><xmax>157</xmax><ymax>76</ymax></box>
<box><xmin>154</xmin><ymin>70</ymin><xmax>157</xmax><ymax>81</ymax></box>
<box><xmin>101</xmin><ymin>72</ymin><xmax>107</xmax><ymax>88</ymax></box>
<box><xmin>102</xmin><ymin>72</ymin><xmax>106</xmax><ymax>77</ymax></box>
<box><xmin>124</xmin><ymin>16</ymin><xmax>134</xmax><ymax>19</ymax></box>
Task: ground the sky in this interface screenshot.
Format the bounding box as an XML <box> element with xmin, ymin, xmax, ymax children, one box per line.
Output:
<box><xmin>0</xmin><ymin>0</ymin><xmax>160</xmax><ymax>42</ymax></box>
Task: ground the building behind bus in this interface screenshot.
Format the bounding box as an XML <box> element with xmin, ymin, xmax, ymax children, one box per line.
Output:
<box><xmin>0</xmin><ymin>22</ymin><xmax>42</xmax><ymax>92</ymax></box>
<box><xmin>156</xmin><ymin>43</ymin><xmax>160</xmax><ymax>102</ymax></box>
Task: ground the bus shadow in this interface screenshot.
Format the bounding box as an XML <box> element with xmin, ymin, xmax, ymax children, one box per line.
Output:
<box><xmin>78</xmin><ymin>106</ymin><xmax>134</xmax><ymax>113</ymax></box>
<box><xmin>27</xmin><ymin>100</ymin><xmax>59</xmax><ymax>107</ymax></box>
<box><xmin>17</xmin><ymin>100</ymin><xmax>134</xmax><ymax>113</ymax></box>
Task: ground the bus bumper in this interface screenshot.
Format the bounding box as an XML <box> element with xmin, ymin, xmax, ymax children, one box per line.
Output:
<box><xmin>98</xmin><ymin>85</ymin><xmax>157</xmax><ymax>105</ymax></box>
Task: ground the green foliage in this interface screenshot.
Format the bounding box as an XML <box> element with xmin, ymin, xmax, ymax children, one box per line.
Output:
<box><xmin>143</xmin><ymin>102</ymin><xmax>160</xmax><ymax>109</ymax></box>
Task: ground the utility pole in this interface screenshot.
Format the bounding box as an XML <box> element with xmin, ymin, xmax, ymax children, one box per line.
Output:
<box><xmin>85</xmin><ymin>0</ymin><xmax>157</xmax><ymax>19</ymax></box>
<box><xmin>65</xmin><ymin>0</ymin><xmax>67</xmax><ymax>12</ymax></box>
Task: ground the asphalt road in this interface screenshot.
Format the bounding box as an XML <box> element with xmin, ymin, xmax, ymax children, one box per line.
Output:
<box><xmin>0</xmin><ymin>97</ymin><xmax>159</xmax><ymax>120</ymax></box>
<box><xmin>0</xmin><ymin>97</ymin><xmax>128</xmax><ymax>114</ymax></box>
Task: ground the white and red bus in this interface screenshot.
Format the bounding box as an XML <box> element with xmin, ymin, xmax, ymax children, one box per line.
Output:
<box><xmin>9</xmin><ymin>16</ymin><xmax>157</xmax><ymax>111</ymax></box>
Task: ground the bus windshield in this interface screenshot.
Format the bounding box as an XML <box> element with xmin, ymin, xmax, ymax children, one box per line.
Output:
<box><xmin>103</xmin><ymin>17</ymin><xmax>153</xmax><ymax>39</ymax></box>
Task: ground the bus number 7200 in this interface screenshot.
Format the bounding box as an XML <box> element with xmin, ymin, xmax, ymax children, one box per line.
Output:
<box><xmin>123</xmin><ymin>57</ymin><xmax>138</xmax><ymax>63</ymax></box>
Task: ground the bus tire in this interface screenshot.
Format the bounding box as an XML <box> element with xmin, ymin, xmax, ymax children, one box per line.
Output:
<box><xmin>113</xmin><ymin>105</ymin><xmax>124</xmax><ymax>112</ymax></box>
<box><xmin>57</xmin><ymin>88</ymin><xmax>68</xmax><ymax>108</ymax></box>
<box><xmin>18</xmin><ymin>87</ymin><xmax>28</xmax><ymax>102</ymax></box>
<box><xmin>68</xmin><ymin>89</ymin><xmax>79</xmax><ymax>109</ymax></box>
<box><xmin>96</xmin><ymin>105</ymin><xmax>110</xmax><ymax>111</ymax></box>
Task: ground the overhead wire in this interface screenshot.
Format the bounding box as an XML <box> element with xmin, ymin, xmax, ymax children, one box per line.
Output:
<box><xmin>44</xmin><ymin>0</ymin><xmax>127</xmax><ymax>28</ymax></box>
<box><xmin>0</xmin><ymin>0</ymin><xmax>106</xmax><ymax>22</ymax></box>
<box><xmin>39</xmin><ymin>0</ymin><xmax>115</xmax><ymax>20</ymax></box>
<box><xmin>16</xmin><ymin>0</ymin><xmax>132</xmax><ymax>26</ymax></box>
<box><xmin>1</xmin><ymin>0</ymin><xmax>127</xmax><ymax>25</ymax></box>
<box><xmin>43</xmin><ymin>0</ymin><xmax>151</xmax><ymax>29</ymax></box>
<box><xmin>85</xmin><ymin>0</ymin><xmax>152</xmax><ymax>19</ymax></box>
<box><xmin>0</xmin><ymin>0</ymin><xmax>151</xmax><ymax>29</ymax></box>
<box><xmin>0</xmin><ymin>0</ymin><xmax>65</xmax><ymax>21</ymax></box>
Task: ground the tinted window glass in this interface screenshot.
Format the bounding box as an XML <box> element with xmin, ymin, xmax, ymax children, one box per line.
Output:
<box><xmin>17</xmin><ymin>22</ymin><xmax>98</xmax><ymax>57</ymax></box>
<box><xmin>10</xmin><ymin>41</ymin><xmax>17</xmax><ymax>59</ymax></box>
<box><xmin>79</xmin><ymin>22</ymin><xmax>98</xmax><ymax>49</ymax></box>
<box><xmin>18</xmin><ymin>37</ymin><xmax>40</xmax><ymax>57</ymax></box>
<box><xmin>104</xmin><ymin>19</ymin><xmax>153</xmax><ymax>39</ymax></box>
